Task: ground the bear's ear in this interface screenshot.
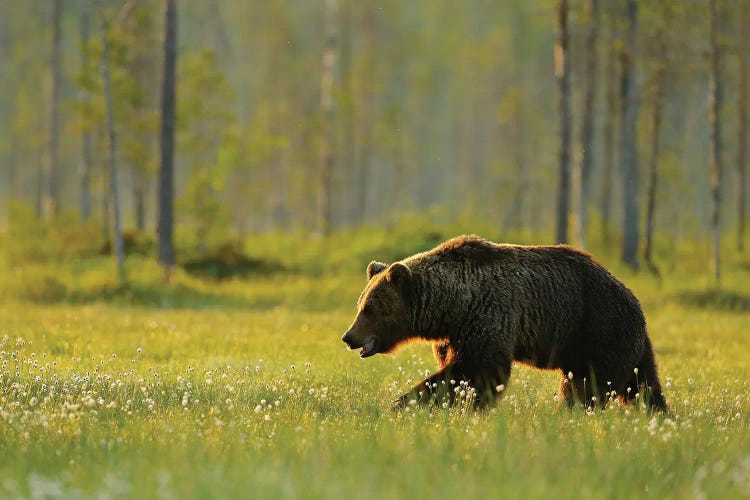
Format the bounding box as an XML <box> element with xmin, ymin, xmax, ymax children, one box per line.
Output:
<box><xmin>367</xmin><ymin>261</ymin><xmax>388</xmax><ymax>280</ymax></box>
<box><xmin>386</xmin><ymin>262</ymin><xmax>412</xmax><ymax>285</ymax></box>
<box><xmin>386</xmin><ymin>263</ymin><xmax>414</xmax><ymax>304</ymax></box>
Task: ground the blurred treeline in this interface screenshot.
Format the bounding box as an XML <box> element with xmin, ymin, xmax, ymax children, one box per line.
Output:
<box><xmin>0</xmin><ymin>1</ymin><xmax>748</xmax><ymax>263</ymax></box>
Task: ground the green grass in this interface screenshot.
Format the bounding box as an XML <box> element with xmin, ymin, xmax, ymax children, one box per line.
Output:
<box><xmin>0</xmin><ymin>227</ymin><xmax>749</xmax><ymax>498</ymax></box>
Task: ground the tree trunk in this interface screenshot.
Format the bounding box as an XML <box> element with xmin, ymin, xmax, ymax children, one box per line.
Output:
<box><xmin>79</xmin><ymin>0</ymin><xmax>93</xmax><ymax>222</ymax></box>
<box><xmin>738</xmin><ymin>4</ymin><xmax>748</xmax><ymax>252</ymax></box>
<box><xmin>600</xmin><ymin>12</ymin><xmax>618</xmax><ymax>244</ymax></box>
<box><xmin>356</xmin><ymin>3</ymin><xmax>375</xmax><ymax>226</ymax></box>
<box><xmin>208</xmin><ymin>0</ymin><xmax>231</xmax><ymax>54</ymax></box>
<box><xmin>102</xmin><ymin>22</ymin><xmax>125</xmax><ymax>283</ymax></box>
<box><xmin>36</xmin><ymin>155</ymin><xmax>43</xmax><ymax>218</ymax></box>
<box><xmin>101</xmin><ymin>162</ymin><xmax>109</xmax><ymax>238</ymax></box>
<box><xmin>555</xmin><ymin>0</ymin><xmax>572</xmax><ymax>244</ymax></box>
<box><xmin>577</xmin><ymin>0</ymin><xmax>599</xmax><ymax>249</ymax></box>
<box><xmin>158</xmin><ymin>0</ymin><xmax>177</xmax><ymax>274</ymax></box>
<box><xmin>619</xmin><ymin>0</ymin><xmax>640</xmax><ymax>270</ymax></box>
<box><xmin>43</xmin><ymin>0</ymin><xmax>63</xmax><ymax>220</ymax></box>
<box><xmin>708</xmin><ymin>0</ymin><xmax>722</xmax><ymax>285</ymax></box>
<box><xmin>318</xmin><ymin>0</ymin><xmax>338</xmax><ymax>237</ymax></box>
<box><xmin>643</xmin><ymin>25</ymin><xmax>666</xmax><ymax>279</ymax></box>
<box><xmin>133</xmin><ymin>170</ymin><xmax>146</xmax><ymax>231</ymax></box>
<box><xmin>339</xmin><ymin>0</ymin><xmax>356</xmax><ymax>226</ymax></box>
<box><xmin>503</xmin><ymin>100</ymin><xmax>528</xmax><ymax>233</ymax></box>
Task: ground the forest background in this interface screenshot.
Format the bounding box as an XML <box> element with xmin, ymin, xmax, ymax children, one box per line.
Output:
<box><xmin>1</xmin><ymin>0</ymin><xmax>747</xmax><ymax>279</ymax></box>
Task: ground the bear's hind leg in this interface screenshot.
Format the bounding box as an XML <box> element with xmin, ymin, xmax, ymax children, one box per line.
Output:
<box><xmin>558</xmin><ymin>372</ymin><xmax>591</xmax><ymax>408</ymax></box>
<box><xmin>621</xmin><ymin>337</ymin><xmax>668</xmax><ymax>411</ymax></box>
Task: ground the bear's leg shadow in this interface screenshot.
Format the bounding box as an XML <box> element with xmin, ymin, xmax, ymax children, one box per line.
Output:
<box><xmin>619</xmin><ymin>337</ymin><xmax>668</xmax><ymax>411</ymax></box>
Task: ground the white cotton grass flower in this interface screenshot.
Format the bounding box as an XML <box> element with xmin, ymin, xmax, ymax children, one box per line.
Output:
<box><xmin>567</xmin><ymin>371</ymin><xmax>574</xmax><ymax>380</ymax></box>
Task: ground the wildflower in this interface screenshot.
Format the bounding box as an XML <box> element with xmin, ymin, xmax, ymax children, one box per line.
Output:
<box><xmin>633</xmin><ymin>368</ymin><xmax>639</xmax><ymax>375</ymax></box>
<box><xmin>495</xmin><ymin>384</ymin><xmax>505</xmax><ymax>393</ymax></box>
<box><xmin>137</xmin><ymin>348</ymin><xmax>142</xmax><ymax>354</ymax></box>
<box><xmin>567</xmin><ymin>371</ymin><xmax>574</xmax><ymax>380</ymax></box>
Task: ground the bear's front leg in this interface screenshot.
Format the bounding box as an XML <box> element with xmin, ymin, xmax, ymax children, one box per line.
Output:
<box><xmin>391</xmin><ymin>362</ymin><xmax>470</xmax><ymax>410</ymax></box>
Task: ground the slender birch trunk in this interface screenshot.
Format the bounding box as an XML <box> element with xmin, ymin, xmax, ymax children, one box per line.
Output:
<box><xmin>555</xmin><ymin>0</ymin><xmax>572</xmax><ymax>244</ymax></box>
<box><xmin>708</xmin><ymin>0</ymin><xmax>723</xmax><ymax>285</ymax></box>
<box><xmin>101</xmin><ymin>22</ymin><xmax>125</xmax><ymax>282</ymax></box>
<box><xmin>577</xmin><ymin>0</ymin><xmax>599</xmax><ymax>249</ymax></box>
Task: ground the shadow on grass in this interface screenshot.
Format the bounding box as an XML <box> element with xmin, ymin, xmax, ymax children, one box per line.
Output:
<box><xmin>673</xmin><ymin>289</ymin><xmax>750</xmax><ymax>312</ymax></box>
<box><xmin>18</xmin><ymin>279</ymin><xmax>278</xmax><ymax>310</ymax></box>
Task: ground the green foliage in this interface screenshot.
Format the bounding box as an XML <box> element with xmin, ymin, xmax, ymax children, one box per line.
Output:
<box><xmin>73</xmin><ymin>2</ymin><xmax>159</xmax><ymax>153</ymax></box>
<box><xmin>176</xmin><ymin>49</ymin><xmax>237</xmax><ymax>246</ymax></box>
<box><xmin>182</xmin><ymin>241</ymin><xmax>285</xmax><ymax>280</ymax></box>
<box><xmin>99</xmin><ymin>230</ymin><xmax>155</xmax><ymax>257</ymax></box>
<box><xmin>674</xmin><ymin>289</ymin><xmax>750</xmax><ymax>312</ymax></box>
<box><xmin>3</xmin><ymin>203</ymin><xmax>105</xmax><ymax>264</ymax></box>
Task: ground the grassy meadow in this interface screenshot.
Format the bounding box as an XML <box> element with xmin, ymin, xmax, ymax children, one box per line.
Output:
<box><xmin>1</xmin><ymin>221</ymin><xmax>749</xmax><ymax>499</ymax></box>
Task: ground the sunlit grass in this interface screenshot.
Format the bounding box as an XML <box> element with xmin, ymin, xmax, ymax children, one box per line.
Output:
<box><xmin>0</xmin><ymin>227</ymin><xmax>749</xmax><ymax>498</ymax></box>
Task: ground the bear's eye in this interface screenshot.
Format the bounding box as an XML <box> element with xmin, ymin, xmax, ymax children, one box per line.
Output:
<box><xmin>362</xmin><ymin>304</ymin><xmax>372</xmax><ymax>316</ymax></box>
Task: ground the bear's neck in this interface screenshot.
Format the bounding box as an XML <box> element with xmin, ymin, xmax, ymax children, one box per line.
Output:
<box><xmin>410</xmin><ymin>270</ymin><xmax>463</xmax><ymax>340</ymax></box>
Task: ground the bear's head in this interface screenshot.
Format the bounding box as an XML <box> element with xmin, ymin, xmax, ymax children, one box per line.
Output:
<box><xmin>341</xmin><ymin>260</ymin><xmax>414</xmax><ymax>358</ymax></box>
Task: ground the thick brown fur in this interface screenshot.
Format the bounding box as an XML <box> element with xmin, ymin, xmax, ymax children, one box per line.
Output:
<box><xmin>342</xmin><ymin>235</ymin><xmax>668</xmax><ymax>411</ymax></box>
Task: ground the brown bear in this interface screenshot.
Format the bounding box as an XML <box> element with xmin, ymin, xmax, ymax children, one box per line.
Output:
<box><xmin>341</xmin><ymin>235</ymin><xmax>667</xmax><ymax>411</ymax></box>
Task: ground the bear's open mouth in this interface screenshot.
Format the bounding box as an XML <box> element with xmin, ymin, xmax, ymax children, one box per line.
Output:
<box><xmin>360</xmin><ymin>338</ymin><xmax>377</xmax><ymax>358</ymax></box>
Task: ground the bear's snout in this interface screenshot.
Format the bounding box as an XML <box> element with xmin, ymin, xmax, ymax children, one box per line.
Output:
<box><xmin>342</xmin><ymin>329</ymin><xmax>378</xmax><ymax>358</ymax></box>
<box><xmin>341</xmin><ymin>331</ymin><xmax>355</xmax><ymax>348</ymax></box>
